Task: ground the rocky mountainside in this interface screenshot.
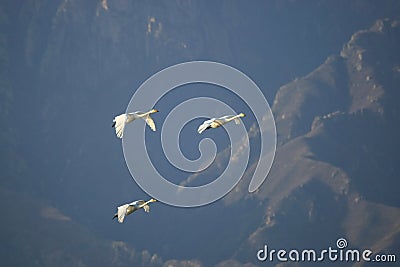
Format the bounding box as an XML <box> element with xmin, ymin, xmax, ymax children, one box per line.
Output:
<box><xmin>0</xmin><ymin>1</ymin><xmax>399</xmax><ymax>266</ymax></box>
<box><xmin>226</xmin><ymin>18</ymin><xmax>400</xmax><ymax>266</ymax></box>
<box><xmin>0</xmin><ymin>187</ymin><xmax>167</xmax><ymax>267</ymax></box>
<box><xmin>182</xmin><ymin>18</ymin><xmax>400</xmax><ymax>266</ymax></box>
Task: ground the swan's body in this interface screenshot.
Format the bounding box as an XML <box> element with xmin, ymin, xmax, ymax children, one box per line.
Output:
<box><xmin>112</xmin><ymin>109</ymin><xmax>159</xmax><ymax>138</ymax></box>
<box><xmin>197</xmin><ymin>113</ymin><xmax>245</xmax><ymax>134</ymax></box>
<box><xmin>112</xmin><ymin>198</ymin><xmax>157</xmax><ymax>223</ymax></box>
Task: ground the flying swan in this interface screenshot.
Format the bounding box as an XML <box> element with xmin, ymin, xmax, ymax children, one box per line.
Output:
<box><xmin>197</xmin><ymin>113</ymin><xmax>245</xmax><ymax>134</ymax></box>
<box><xmin>112</xmin><ymin>198</ymin><xmax>157</xmax><ymax>223</ymax></box>
<box><xmin>112</xmin><ymin>109</ymin><xmax>159</xmax><ymax>138</ymax></box>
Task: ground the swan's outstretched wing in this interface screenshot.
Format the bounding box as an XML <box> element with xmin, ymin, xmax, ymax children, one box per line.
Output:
<box><xmin>234</xmin><ymin>113</ymin><xmax>245</xmax><ymax>124</ymax></box>
<box><xmin>117</xmin><ymin>204</ymin><xmax>129</xmax><ymax>223</ymax></box>
<box><xmin>234</xmin><ymin>118</ymin><xmax>241</xmax><ymax>124</ymax></box>
<box><xmin>198</xmin><ymin>120</ymin><xmax>212</xmax><ymax>134</ymax></box>
<box><xmin>144</xmin><ymin>115</ymin><xmax>156</xmax><ymax>131</ymax></box>
<box><xmin>142</xmin><ymin>204</ymin><xmax>150</xmax><ymax>212</ymax></box>
<box><xmin>197</xmin><ymin>123</ymin><xmax>208</xmax><ymax>134</ymax></box>
<box><xmin>112</xmin><ymin>114</ymin><xmax>127</xmax><ymax>138</ymax></box>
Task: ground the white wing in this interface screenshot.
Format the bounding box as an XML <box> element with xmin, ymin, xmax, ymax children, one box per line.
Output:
<box><xmin>144</xmin><ymin>115</ymin><xmax>156</xmax><ymax>131</ymax></box>
<box><xmin>113</xmin><ymin>114</ymin><xmax>127</xmax><ymax>139</ymax></box>
<box><xmin>234</xmin><ymin>118</ymin><xmax>241</xmax><ymax>124</ymax></box>
<box><xmin>198</xmin><ymin>122</ymin><xmax>210</xmax><ymax>134</ymax></box>
<box><xmin>117</xmin><ymin>204</ymin><xmax>129</xmax><ymax>223</ymax></box>
<box><xmin>142</xmin><ymin>204</ymin><xmax>150</xmax><ymax>212</ymax></box>
<box><xmin>197</xmin><ymin>119</ymin><xmax>215</xmax><ymax>134</ymax></box>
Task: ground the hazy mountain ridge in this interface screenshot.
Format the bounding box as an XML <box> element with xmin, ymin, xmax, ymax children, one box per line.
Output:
<box><xmin>0</xmin><ymin>1</ymin><xmax>399</xmax><ymax>266</ymax></box>
<box><xmin>0</xmin><ymin>187</ymin><xmax>166</xmax><ymax>266</ymax></box>
<box><xmin>229</xmin><ymin>19</ymin><xmax>400</xmax><ymax>266</ymax></box>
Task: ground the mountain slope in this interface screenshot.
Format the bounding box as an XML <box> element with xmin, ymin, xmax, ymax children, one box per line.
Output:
<box><xmin>1</xmin><ymin>1</ymin><xmax>400</xmax><ymax>266</ymax></box>
<box><xmin>229</xmin><ymin>19</ymin><xmax>400</xmax><ymax>266</ymax></box>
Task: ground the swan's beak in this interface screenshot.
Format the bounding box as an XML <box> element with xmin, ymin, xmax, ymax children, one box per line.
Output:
<box><xmin>152</xmin><ymin>109</ymin><xmax>159</xmax><ymax>113</ymax></box>
<box><xmin>150</xmin><ymin>198</ymin><xmax>157</xmax><ymax>202</ymax></box>
<box><xmin>239</xmin><ymin>113</ymin><xmax>245</xmax><ymax>117</ymax></box>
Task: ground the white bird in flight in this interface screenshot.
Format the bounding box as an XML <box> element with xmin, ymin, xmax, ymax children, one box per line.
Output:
<box><xmin>197</xmin><ymin>113</ymin><xmax>245</xmax><ymax>134</ymax></box>
<box><xmin>112</xmin><ymin>198</ymin><xmax>157</xmax><ymax>223</ymax></box>
<box><xmin>112</xmin><ymin>109</ymin><xmax>159</xmax><ymax>138</ymax></box>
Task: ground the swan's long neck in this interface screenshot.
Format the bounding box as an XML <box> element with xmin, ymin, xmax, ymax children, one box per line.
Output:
<box><xmin>141</xmin><ymin>109</ymin><xmax>157</xmax><ymax>117</ymax></box>
<box><xmin>140</xmin><ymin>199</ymin><xmax>156</xmax><ymax>208</ymax></box>
<box><xmin>226</xmin><ymin>114</ymin><xmax>244</xmax><ymax>122</ymax></box>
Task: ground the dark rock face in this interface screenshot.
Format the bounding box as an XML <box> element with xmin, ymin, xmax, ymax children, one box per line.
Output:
<box><xmin>1</xmin><ymin>1</ymin><xmax>399</xmax><ymax>266</ymax></box>
<box><xmin>233</xmin><ymin>19</ymin><xmax>400</xmax><ymax>266</ymax></box>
